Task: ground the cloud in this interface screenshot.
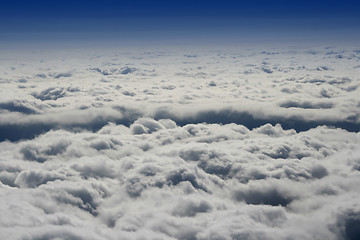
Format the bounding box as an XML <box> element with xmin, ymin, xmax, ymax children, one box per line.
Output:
<box><xmin>261</xmin><ymin>65</ymin><xmax>273</xmax><ymax>74</ymax></box>
<box><xmin>130</xmin><ymin>118</ymin><xmax>165</xmax><ymax>134</ymax></box>
<box><xmin>233</xmin><ymin>179</ymin><xmax>298</xmax><ymax>206</ymax></box>
<box><xmin>71</xmin><ymin>157</ymin><xmax>117</xmax><ymax>179</ymax></box>
<box><xmin>52</xmin><ymin>72</ymin><xmax>73</xmax><ymax>79</ymax></box>
<box><xmin>14</xmin><ymin>169</ymin><xmax>64</xmax><ymax>188</ymax></box>
<box><xmin>172</xmin><ymin>198</ymin><xmax>212</xmax><ymax>217</ymax></box>
<box><xmin>279</xmin><ymin>100</ymin><xmax>334</xmax><ymax>109</ymax></box>
<box><xmin>0</xmin><ymin>119</ymin><xmax>359</xmax><ymax>239</ymax></box>
<box><xmin>0</xmin><ymin>45</ymin><xmax>360</xmax><ymax>239</ymax></box>
<box><xmin>90</xmin><ymin>67</ymin><xmax>136</xmax><ymax>76</ymax></box>
<box><xmin>0</xmin><ymin>99</ymin><xmax>44</xmax><ymax>114</ymax></box>
<box><xmin>153</xmin><ymin>107</ymin><xmax>360</xmax><ymax>133</ymax></box>
<box><xmin>333</xmin><ymin>210</ymin><xmax>360</xmax><ymax>240</ymax></box>
<box><xmin>31</xmin><ymin>87</ymin><xmax>80</xmax><ymax>101</ymax></box>
<box><xmin>19</xmin><ymin>139</ymin><xmax>70</xmax><ymax>162</ymax></box>
<box><xmin>32</xmin><ymin>87</ymin><xmax>67</xmax><ymax>101</ymax></box>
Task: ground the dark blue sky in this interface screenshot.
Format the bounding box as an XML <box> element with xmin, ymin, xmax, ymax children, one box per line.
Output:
<box><xmin>1</xmin><ymin>0</ymin><xmax>360</xmax><ymax>46</ymax></box>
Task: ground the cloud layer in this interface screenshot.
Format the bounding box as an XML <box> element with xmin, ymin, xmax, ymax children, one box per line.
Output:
<box><xmin>1</xmin><ymin>119</ymin><xmax>359</xmax><ymax>239</ymax></box>
<box><xmin>0</xmin><ymin>45</ymin><xmax>360</xmax><ymax>239</ymax></box>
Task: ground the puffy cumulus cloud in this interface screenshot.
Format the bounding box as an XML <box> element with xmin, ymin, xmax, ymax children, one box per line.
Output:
<box><xmin>19</xmin><ymin>139</ymin><xmax>70</xmax><ymax>162</ymax></box>
<box><xmin>14</xmin><ymin>169</ymin><xmax>65</xmax><ymax>188</ymax></box>
<box><xmin>0</xmin><ymin>117</ymin><xmax>359</xmax><ymax>239</ymax></box>
<box><xmin>130</xmin><ymin>117</ymin><xmax>166</xmax><ymax>135</ymax></box>
<box><xmin>91</xmin><ymin>66</ymin><xmax>137</xmax><ymax>76</ymax></box>
<box><xmin>0</xmin><ymin>99</ymin><xmax>47</xmax><ymax>114</ymax></box>
<box><xmin>0</xmin><ymin>45</ymin><xmax>360</xmax><ymax>239</ymax></box>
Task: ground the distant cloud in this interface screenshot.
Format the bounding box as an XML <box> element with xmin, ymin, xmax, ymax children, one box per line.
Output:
<box><xmin>32</xmin><ymin>87</ymin><xmax>67</xmax><ymax>101</ymax></box>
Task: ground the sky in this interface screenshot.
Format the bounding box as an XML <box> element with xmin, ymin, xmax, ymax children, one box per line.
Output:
<box><xmin>1</xmin><ymin>0</ymin><xmax>360</xmax><ymax>46</ymax></box>
<box><xmin>1</xmin><ymin>1</ymin><xmax>360</xmax><ymax>239</ymax></box>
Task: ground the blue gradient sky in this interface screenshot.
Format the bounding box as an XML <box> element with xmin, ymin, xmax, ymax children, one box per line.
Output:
<box><xmin>1</xmin><ymin>0</ymin><xmax>360</xmax><ymax>46</ymax></box>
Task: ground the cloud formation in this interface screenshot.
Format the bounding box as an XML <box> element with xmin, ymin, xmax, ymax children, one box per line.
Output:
<box><xmin>0</xmin><ymin>45</ymin><xmax>360</xmax><ymax>239</ymax></box>
<box><xmin>0</xmin><ymin>118</ymin><xmax>359</xmax><ymax>239</ymax></box>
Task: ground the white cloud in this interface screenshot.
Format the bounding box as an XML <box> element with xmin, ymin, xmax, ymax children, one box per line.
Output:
<box><xmin>0</xmin><ymin>45</ymin><xmax>360</xmax><ymax>239</ymax></box>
